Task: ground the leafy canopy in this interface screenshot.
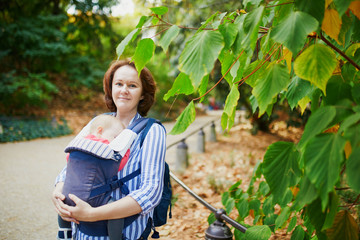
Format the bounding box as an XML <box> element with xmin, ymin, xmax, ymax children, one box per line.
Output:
<box><xmin>117</xmin><ymin>0</ymin><xmax>360</xmax><ymax>239</ymax></box>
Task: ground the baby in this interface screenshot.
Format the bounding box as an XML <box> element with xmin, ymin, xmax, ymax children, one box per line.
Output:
<box><xmin>57</xmin><ymin>115</ymin><xmax>125</xmax><ymax>240</ymax></box>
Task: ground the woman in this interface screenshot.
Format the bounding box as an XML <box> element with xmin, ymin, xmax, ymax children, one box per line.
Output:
<box><xmin>52</xmin><ymin>60</ymin><xmax>167</xmax><ymax>240</ymax></box>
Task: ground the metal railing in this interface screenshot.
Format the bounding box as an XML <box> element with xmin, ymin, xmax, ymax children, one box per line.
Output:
<box><xmin>166</xmin><ymin>117</ymin><xmax>247</xmax><ymax>239</ymax></box>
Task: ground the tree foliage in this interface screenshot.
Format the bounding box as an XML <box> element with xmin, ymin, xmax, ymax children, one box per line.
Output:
<box><xmin>0</xmin><ymin>0</ymin><xmax>122</xmax><ymax>114</ymax></box>
<box><xmin>118</xmin><ymin>0</ymin><xmax>360</xmax><ymax>239</ymax></box>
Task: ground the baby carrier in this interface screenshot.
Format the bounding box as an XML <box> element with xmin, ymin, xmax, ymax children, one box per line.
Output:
<box><xmin>62</xmin><ymin>117</ymin><xmax>172</xmax><ymax>239</ymax></box>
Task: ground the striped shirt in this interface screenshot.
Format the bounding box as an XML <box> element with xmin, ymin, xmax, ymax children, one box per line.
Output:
<box><xmin>56</xmin><ymin>113</ymin><xmax>166</xmax><ymax>240</ymax></box>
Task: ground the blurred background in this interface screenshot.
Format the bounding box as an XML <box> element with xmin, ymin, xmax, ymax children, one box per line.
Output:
<box><xmin>0</xmin><ymin>0</ymin><xmax>303</xmax><ymax>142</ymax></box>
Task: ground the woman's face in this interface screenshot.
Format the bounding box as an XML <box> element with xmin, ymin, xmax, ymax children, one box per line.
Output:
<box><xmin>112</xmin><ymin>65</ymin><xmax>144</xmax><ymax>116</ymax></box>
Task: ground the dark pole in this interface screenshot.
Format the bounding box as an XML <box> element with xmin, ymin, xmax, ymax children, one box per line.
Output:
<box><xmin>170</xmin><ymin>172</ymin><xmax>247</xmax><ymax>234</ymax></box>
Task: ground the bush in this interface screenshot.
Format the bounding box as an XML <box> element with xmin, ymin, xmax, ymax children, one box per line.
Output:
<box><xmin>0</xmin><ymin>116</ymin><xmax>72</xmax><ymax>142</ymax></box>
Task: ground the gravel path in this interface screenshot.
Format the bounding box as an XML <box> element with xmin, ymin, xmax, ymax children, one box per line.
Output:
<box><xmin>0</xmin><ymin>112</ymin><xmax>229</xmax><ymax>239</ymax></box>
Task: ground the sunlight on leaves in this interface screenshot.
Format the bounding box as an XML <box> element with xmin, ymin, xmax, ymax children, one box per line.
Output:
<box><xmin>163</xmin><ymin>72</ymin><xmax>194</xmax><ymax>101</ymax></box>
<box><xmin>252</xmin><ymin>63</ymin><xmax>290</xmax><ymax>116</ymax></box>
<box><xmin>322</xmin><ymin>8</ymin><xmax>342</xmax><ymax>44</ymax></box>
<box><xmin>116</xmin><ymin>29</ymin><xmax>140</xmax><ymax>59</ymax></box>
<box><xmin>169</xmin><ymin>101</ymin><xmax>196</xmax><ymax>135</ymax></box>
<box><xmin>245</xmin><ymin>225</ymin><xmax>272</xmax><ymax>240</ymax></box>
<box><xmin>159</xmin><ymin>25</ymin><xmax>180</xmax><ymax>53</ymax></box>
<box><xmin>132</xmin><ymin>38</ymin><xmax>155</xmax><ymax>76</ymax></box>
<box><xmin>271</xmin><ymin>11</ymin><xmax>318</xmax><ymax>54</ymax></box>
<box><xmin>294</xmin><ymin>44</ymin><xmax>337</xmax><ymax>94</ymax></box>
<box><xmin>179</xmin><ymin>30</ymin><xmax>224</xmax><ymax>89</ymax></box>
<box><xmin>150</xmin><ymin>6</ymin><xmax>168</xmax><ymax>16</ymax></box>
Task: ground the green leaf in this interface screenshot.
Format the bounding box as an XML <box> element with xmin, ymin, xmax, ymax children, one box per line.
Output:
<box><xmin>322</xmin><ymin>192</ymin><xmax>339</xmax><ymax>231</ymax></box>
<box><xmin>224</xmin><ymin>84</ymin><xmax>240</xmax><ymax>116</ymax></box>
<box><xmin>326</xmin><ymin>210</ymin><xmax>359</xmax><ymax>240</ymax></box>
<box><xmin>291</xmin><ymin>225</ymin><xmax>306</xmax><ymax>240</ymax></box>
<box><xmin>304</xmin><ymin>133</ymin><xmax>346</xmax><ymax>209</ymax></box>
<box><xmin>295</xmin><ymin>0</ymin><xmax>325</xmax><ymax>25</ymax></box>
<box><xmin>245</xmin><ymin>225</ymin><xmax>272</xmax><ymax>240</ymax></box>
<box><xmin>338</xmin><ymin>112</ymin><xmax>360</xmax><ymax>134</ymax></box>
<box><xmin>225</xmin><ymin>197</ymin><xmax>235</xmax><ymax>215</ymax></box>
<box><xmin>263</xmin><ymin>141</ymin><xmax>301</xmax><ymax>202</ymax></box>
<box><xmin>298</xmin><ymin>106</ymin><xmax>336</xmax><ymax>148</ymax></box>
<box><xmin>306</xmin><ymin>198</ymin><xmax>326</xmax><ymax>232</ymax></box>
<box><xmin>285</xmin><ymin>76</ymin><xmax>314</xmax><ymax>110</ymax></box>
<box><xmin>346</xmin><ymin>147</ymin><xmax>360</xmax><ymax>193</ymax></box>
<box><xmin>249</xmin><ymin>199</ymin><xmax>261</xmax><ymax>216</ymax></box>
<box><xmin>344</xmin><ymin>123</ymin><xmax>360</xmax><ymax>149</ymax></box>
<box><xmin>236</xmin><ymin>198</ymin><xmax>249</xmax><ymax>219</ymax></box>
<box><xmin>323</xmin><ymin>76</ymin><xmax>352</xmax><ymax>105</ymax></box>
<box><xmin>275</xmin><ymin>206</ymin><xmax>291</xmax><ymax>230</ymax></box>
<box><xmin>333</xmin><ymin>0</ymin><xmax>352</xmax><ymax>17</ymax></box>
<box><xmin>132</xmin><ymin>38</ymin><xmax>155</xmax><ymax>76</ymax></box>
<box><xmin>271</xmin><ymin>11</ymin><xmax>319</xmax><ymax>55</ymax></box>
<box><xmin>287</xmin><ymin>216</ymin><xmax>297</xmax><ymax>233</ymax></box>
<box><xmin>294</xmin><ymin>177</ymin><xmax>318</xmax><ymax>210</ymax></box>
<box><xmin>198</xmin><ymin>75</ymin><xmax>209</xmax><ymax>102</ymax></box>
<box><xmin>242</xmin><ymin>5</ymin><xmax>264</xmax><ymax>53</ymax></box>
<box><xmin>262</xmin><ymin>195</ymin><xmax>274</xmax><ymax>216</ymax></box>
<box><xmin>352</xmin><ymin>82</ymin><xmax>360</xmax><ymax>105</ymax></box>
<box><xmin>264</xmin><ymin>213</ymin><xmax>277</xmax><ymax>232</ymax></box>
<box><xmin>252</xmin><ymin>63</ymin><xmax>290</xmax><ymax>116</ymax></box>
<box><xmin>197</xmin><ymin>12</ymin><xmax>219</xmax><ymax>33</ymax></box>
<box><xmin>150</xmin><ymin>6</ymin><xmax>168</xmax><ymax>15</ymax></box>
<box><xmin>159</xmin><ymin>25</ymin><xmax>180</xmax><ymax>53</ymax></box>
<box><xmin>232</xmin><ymin>14</ymin><xmax>246</xmax><ymax>55</ymax></box>
<box><xmin>169</xmin><ymin>101</ymin><xmax>196</xmax><ymax>135</ymax></box>
<box><xmin>294</xmin><ymin>44</ymin><xmax>337</xmax><ymax>94</ymax></box>
<box><xmin>219</xmin><ymin>49</ymin><xmax>236</xmax><ymax>85</ymax></box>
<box><xmin>243</xmin><ymin>60</ymin><xmax>263</xmax><ymax>88</ymax></box>
<box><xmin>116</xmin><ymin>29</ymin><xmax>140</xmax><ymax>59</ymax></box>
<box><xmin>163</xmin><ymin>72</ymin><xmax>194</xmax><ymax>101</ymax></box>
<box><xmin>179</xmin><ymin>30</ymin><xmax>224</xmax><ymax>89</ymax></box>
<box><xmin>219</xmin><ymin>22</ymin><xmax>239</xmax><ymax>49</ymax></box>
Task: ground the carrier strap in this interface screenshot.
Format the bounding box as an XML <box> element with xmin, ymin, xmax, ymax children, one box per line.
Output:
<box><xmin>89</xmin><ymin>168</ymin><xmax>141</xmax><ymax>198</ymax></box>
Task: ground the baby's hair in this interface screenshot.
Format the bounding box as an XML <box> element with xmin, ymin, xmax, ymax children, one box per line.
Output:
<box><xmin>90</xmin><ymin>115</ymin><xmax>125</xmax><ymax>135</ymax></box>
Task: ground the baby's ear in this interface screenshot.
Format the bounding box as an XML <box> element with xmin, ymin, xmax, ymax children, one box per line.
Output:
<box><xmin>96</xmin><ymin>126</ymin><xmax>103</xmax><ymax>135</ymax></box>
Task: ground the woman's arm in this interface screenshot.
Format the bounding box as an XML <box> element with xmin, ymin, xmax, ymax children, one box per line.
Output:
<box><xmin>63</xmin><ymin>194</ymin><xmax>142</xmax><ymax>222</ymax></box>
<box><xmin>63</xmin><ymin>123</ymin><xmax>167</xmax><ymax>222</ymax></box>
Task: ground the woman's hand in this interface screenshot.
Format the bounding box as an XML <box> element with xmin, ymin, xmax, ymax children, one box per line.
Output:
<box><xmin>51</xmin><ymin>182</ymin><xmax>78</xmax><ymax>223</ymax></box>
<box><xmin>62</xmin><ymin>194</ymin><xmax>95</xmax><ymax>222</ymax></box>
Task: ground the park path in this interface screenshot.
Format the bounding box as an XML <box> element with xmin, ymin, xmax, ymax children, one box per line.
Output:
<box><xmin>0</xmin><ymin>111</ymin><xmax>230</xmax><ymax>239</ymax></box>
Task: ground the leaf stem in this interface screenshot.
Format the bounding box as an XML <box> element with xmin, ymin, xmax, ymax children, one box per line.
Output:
<box><xmin>236</xmin><ymin>44</ymin><xmax>281</xmax><ymax>85</ymax></box>
<box><xmin>266</xmin><ymin>1</ymin><xmax>295</xmax><ymax>8</ymax></box>
<box><xmin>157</xmin><ymin>17</ymin><xmax>216</xmax><ymax>31</ymax></box>
<box><xmin>192</xmin><ymin>50</ymin><xmax>245</xmax><ymax>101</ymax></box>
<box><xmin>319</xmin><ymin>33</ymin><xmax>360</xmax><ymax>71</ymax></box>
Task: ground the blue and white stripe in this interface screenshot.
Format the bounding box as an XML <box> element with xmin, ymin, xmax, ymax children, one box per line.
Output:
<box><xmin>56</xmin><ymin>113</ymin><xmax>166</xmax><ymax>240</ymax></box>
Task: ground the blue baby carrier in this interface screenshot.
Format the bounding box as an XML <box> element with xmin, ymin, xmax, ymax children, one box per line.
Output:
<box><xmin>62</xmin><ymin>117</ymin><xmax>172</xmax><ymax>239</ymax></box>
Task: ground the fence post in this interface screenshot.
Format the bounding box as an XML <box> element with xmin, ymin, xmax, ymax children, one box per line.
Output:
<box><xmin>209</xmin><ymin>121</ymin><xmax>217</xmax><ymax>142</ymax></box>
<box><xmin>176</xmin><ymin>139</ymin><xmax>188</xmax><ymax>173</ymax></box>
<box><xmin>197</xmin><ymin>128</ymin><xmax>205</xmax><ymax>153</ymax></box>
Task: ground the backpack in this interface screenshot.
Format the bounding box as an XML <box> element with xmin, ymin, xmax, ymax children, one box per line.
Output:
<box><xmin>63</xmin><ymin>117</ymin><xmax>172</xmax><ymax>238</ymax></box>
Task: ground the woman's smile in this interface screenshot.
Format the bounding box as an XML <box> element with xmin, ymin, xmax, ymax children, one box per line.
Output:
<box><xmin>112</xmin><ymin>65</ymin><xmax>144</xmax><ymax>116</ymax></box>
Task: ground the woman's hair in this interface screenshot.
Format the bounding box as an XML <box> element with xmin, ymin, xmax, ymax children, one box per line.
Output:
<box><xmin>103</xmin><ymin>60</ymin><xmax>156</xmax><ymax>116</ymax></box>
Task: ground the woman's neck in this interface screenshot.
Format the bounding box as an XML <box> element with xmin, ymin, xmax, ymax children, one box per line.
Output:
<box><xmin>115</xmin><ymin>111</ymin><xmax>137</xmax><ymax>127</ymax></box>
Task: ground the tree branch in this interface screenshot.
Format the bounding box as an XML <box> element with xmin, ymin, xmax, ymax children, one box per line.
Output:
<box><xmin>192</xmin><ymin>50</ymin><xmax>245</xmax><ymax>102</ymax></box>
<box><xmin>319</xmin><ymin>33</ymin><xmax>360</xmax><ymax>71</ymax></box>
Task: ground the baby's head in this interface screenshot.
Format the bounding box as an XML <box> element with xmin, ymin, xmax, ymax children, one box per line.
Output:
<box><xmin>90</xmin><ymin>115</ymin><xmax>125</xmax><ymax>142</ymax></box>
